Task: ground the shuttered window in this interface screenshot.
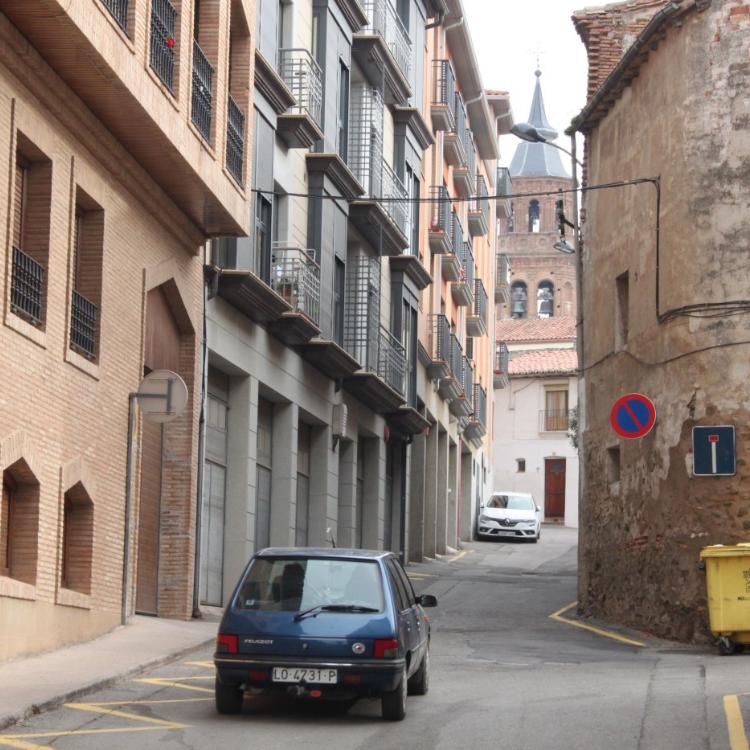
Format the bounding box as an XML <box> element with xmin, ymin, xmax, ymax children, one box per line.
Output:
<box><xmin>13</xmin><ymin>161</ymin><xmax>25</xmax><ymax>249</ymax></box>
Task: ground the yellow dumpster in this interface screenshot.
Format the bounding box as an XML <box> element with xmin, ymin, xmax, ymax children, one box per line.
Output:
<box><xmin>700</xmin><ymin>543</ymin><xmax>750</xmax><ymax>655</ymax></box>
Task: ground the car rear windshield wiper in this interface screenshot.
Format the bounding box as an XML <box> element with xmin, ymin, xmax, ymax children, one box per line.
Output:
<box><xmin>293</xmin><ymin>604</ymin><xmax>379</xmax><ymax>622</ymax></box>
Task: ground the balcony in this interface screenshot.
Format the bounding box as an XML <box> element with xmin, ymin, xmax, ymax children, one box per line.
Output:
<box><xmin>441</xmin><ymin>212</ymin><xmax>462</xmax><ymax>282</ymax></box>
<box><xmin>453</xmin><ymin>129</ymin><xmax>476</xmax><ymax>199</ymax></box>
<box><xmin>149</xmin><ymin>0</ymin><xmax>176</xmax><ymax>92</ymax></box>
<box><xmin>10</xmin><ymin>246</ymin><xmax>44</xmax><ymax>326</ymax></box>
<box><xmin>70</xmin><ymin>290</ymin><xmax>98</xmax><ymax>360</ymax></box>
<box><xmin>444</xmin><ymin>92</ymin><xmax>467</xmax><ymax>168</ymax></box>
<box><xmin>495</xmin><ymin>253</ymin><xmax>511</xmax><ymax>303</ymax></box>
<box><xmin>450</xmin><ymin>356</ymin><xmax>473</xmax><ymax>417</ymax></box>
<box><xmin>539</xmin><ymin>409</ymin><xmax>573</xmax><ymax>433</ymax></box>
<box><xmin>277</xmin><ymin>49</ymin><xmax>324</xmax><ymax>148</ymax></box>
<box><xmin>102</xmin><ymin>0</ymin><xmax>129</xmax><ymax>30</ymax></box>
<box><xmin>468</xmin><ymin>174</ymin><xmax>490</xmax><ymax>237</ymax></box>
<box><xmin>467</xmin><ymin>278</ymin><xmax>488</xmax><ymax>337</ymax></box>
<box><xmin>226</xmin><ymin>94</ymin><xmax>245</xmax><ymax>185</ymax></box>
<box><xmin>451</xmin><ymin>242</ymin><xmax>474</xmax><ymax>307</ymax></box>
<box><xmin>354</xmin><ymin>0</ymin><xmax>412</xmax><ymax>105</ymax></box>
<box><xmin>426</xmin><ymin>313</ymin><xmax>451</xmax><ymax>380</ymax></box>
<box><xmin>465</xmin><ymin>385</ymin><xmax>487</xmax><ymax>443</ymax></box>
<box><xmin>496</xmin><ymin>167</ymin><xmax>513</xmax><ymax>219</ymax></box>
<box><xmin>494</xmin><ymin>342</ymin><xmax>510</xmax><ymax>389</ymax></box>
<box><xmin>268</xmin><ymin>243</ymin><xmax>321</xmax><ymax>346</ymax></box>
<box><xmin>428</xmin><ymin>186</ymin><xmax>454</xmax><ymax>255</ymax></box>
<box><xmin>431</xmin><ymin>61</ymin><xmax>455</xmax><ymax>132</ymax></box>
<box><xmin>438</xmin><ymin>334</ymin><xmax>463</xmax><ymax>401</ymax></box>
<box><xmin>191</xmin><ymin>41</ymin><xmax>213</xmax><ymax>143</ymax></box>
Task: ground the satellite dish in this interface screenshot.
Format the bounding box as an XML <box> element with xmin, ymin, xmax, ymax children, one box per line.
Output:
<box><xmin>137</xmin><ymin>369</ymin><xmax>188</xmax><ymax>423</ymax></box>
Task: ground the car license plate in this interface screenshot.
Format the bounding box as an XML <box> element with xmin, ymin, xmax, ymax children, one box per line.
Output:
<box><xmin>271</xmin><ymin>667</ymin><xmax>338</xmax><ymax>684</ymax></box>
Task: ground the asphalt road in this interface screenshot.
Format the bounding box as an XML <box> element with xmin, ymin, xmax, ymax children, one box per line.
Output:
<box><xmin>2</xmin><ymin>526</ymin><xmax>749</xmax><ymax>750</ymax></box>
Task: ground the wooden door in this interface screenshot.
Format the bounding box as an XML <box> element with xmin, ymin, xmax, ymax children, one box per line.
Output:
<box><xmin>544</xmin><ymin>458</ymin><xmax>566</xmax><ymax>520</ymax></box>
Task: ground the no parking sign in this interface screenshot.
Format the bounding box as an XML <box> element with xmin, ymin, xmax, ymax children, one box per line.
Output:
<box><xmin>610</xmin><ymin>394</ymin><xmax>656</xmax><ymax>439</ymax></box>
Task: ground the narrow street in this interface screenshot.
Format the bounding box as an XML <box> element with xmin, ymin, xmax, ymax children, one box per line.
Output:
<box><xmin>1</xmin><ymin>527</ymin><xmax>748</xmax><ymax>750</ymax></box>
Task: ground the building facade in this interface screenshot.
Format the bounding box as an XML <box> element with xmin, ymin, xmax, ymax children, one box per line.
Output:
<box><xmin>572</xmin><ymin>0</ymin><xmax>750</xmax><ymax>642</ymax></box>
<box><xmin>492</xmin><ymin>319</ymin><xmax>578</xmax><ymax>528</ymax></box>
<box><xmin>0</xmin><ymin>0</ymin><xmax>252</xmax><ymax>659</ymax></box>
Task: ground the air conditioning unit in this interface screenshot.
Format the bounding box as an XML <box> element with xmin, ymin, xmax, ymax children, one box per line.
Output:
<box><xmin>332</xmin><ymin>403</ymin><xmax>348</xmax><ymax>448</ymax></box>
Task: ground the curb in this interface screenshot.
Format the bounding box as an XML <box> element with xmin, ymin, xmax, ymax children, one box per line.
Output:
<box><xmin>0</xmin><ymin>637</ymin><xmax>215</xmax><ymax>732</ymax></box>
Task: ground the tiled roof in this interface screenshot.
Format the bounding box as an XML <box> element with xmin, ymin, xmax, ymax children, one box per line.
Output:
<box><xmin>495</xmin><ymin>316</ymin><xmax>576</xmax><ymax>344</ymax></box>
<box><xmin>509</xmin><ymin>349</ymin><xmax>579</xmax><ymax>377</ymax></box>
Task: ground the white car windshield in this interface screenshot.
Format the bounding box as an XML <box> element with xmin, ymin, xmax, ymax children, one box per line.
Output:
<box><xmin>236</xmin><ymin>558</ymin><xmax>384</xmax><ymax>612</ymax></box>
<box><xmin>487</xmin><ymin>495</ymin><xmax>535</xmax><ymax>510</ymax></box>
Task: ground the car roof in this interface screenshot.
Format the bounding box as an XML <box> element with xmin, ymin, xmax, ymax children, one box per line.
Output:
<box><xmin>255</xmin><ymin>547</ymin><xmax>392</xmax><ymax>561</ymax></box>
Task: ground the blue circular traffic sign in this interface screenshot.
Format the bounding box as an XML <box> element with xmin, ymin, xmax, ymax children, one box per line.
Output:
<box><xmin>610</xmin><ymin>393</ymin><xmax>656</xmax><ymax>439</ymax></box>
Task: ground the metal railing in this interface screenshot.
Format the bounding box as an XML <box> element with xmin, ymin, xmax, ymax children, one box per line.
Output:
<box><xmin>540</xmin><ymin>409</ymin><xmax>572</xmax><ymax>433</ymax></box>
<box><xmin>226</xmin><ymin>94</ymin><xmax>245</xmax><ymax>184</ymax></box>
<box><xmin>473</xmin><ymin>385</ymin><xmax>487</xmax><ymax>429</ymax></box>
<box><xmin>344</xmin><ymin>255</ymin><xmax>381</xmax><ymax>372</ymax></box>
<box><xmin>452</xmin><ymin>92</ymin><xmax>467</xmax><ymax>148</ymax></box>
<box><xmin>463</xmin><ymin>129</ymin><xmax>476</xmax><ymax>180</ymax></box>
<box><xmin>378</xmin><ymin>326</ymin><xmax>406</xmax><ymax>395</ymax></box>
<box><xmin>149</xmin><ymin>0</ymin><xmax>176</xmax><ymax>91</ymax></box>
<box><xmin>191</xmin><ymin>41</ymin><xmax>213</xmax><ymax>142</ymax></box>
<box><xmin>70</xmin><ymin>290</ymin><xmax>98</xmax><ymax>359</ymax></box>
<box><xmin>382</xmin><ymin>161</ymin><xmax>408</xmax><ymax>235</ymax></box>
<box><xmin>452</xmin><ymin>212</ymin><xmax>463</xmax><ymax>258</ymax></box>
<box><xmin>271</xmin><ymin>243</ymin><xmax>321</xmax><ymax>325</ymax></box>
<box><xmin>429</xmin><ymin>313</ymin><xmax>450</xmax><ymax>362</ymax></box>
<box><xmin>473</xmin><ymin>278</ymin><xmax>488</xmax><ymax>325</ymax></box>
<box><xmin>430</xmin><ymin>186</ymin><xmax>453</xmax><ymax>243</ymax></box>
<box><xmin>495</xmin><ymin>342</ymin><xmax>509</xmax><ymax>376</ymax></box>
<box><xmin>350</xmin><ymin>84</ymin><xmax>384</xmax><ymax>198</ymax></box>
<box><xmin>458</xmin><ymin>241</ymin><xmax>475</xmax><ymax>292</ymax></box>
<box><xmin>432</xmin><ymin>60</ymin><xmax>455</xmax><ymax>111</ymax></box>
<box><xmin>462</xmin><ymin>356</ymin><xmax>473</xmax><ymax>400</ymax></box>
<box><xmin>497</xmin><ymin>166</ymin><xmax>513</xmax><ymax>198</ymax></box>
<box><xmin>360</xmin><ymin>0</ymin><xmax>411</xmax><ymax>81</ymax></box>
<box><xmin>448</xmin><ymin>333</ymin><xmax>463</xmax><ymax>383</ymax></box>
<box><xmin>10</xmin><ymin>246</ymin><xmax>44</xmax><ymax>325</ymax></box>
<box><xmin>473</xmin><ymin>174</ymin><xmax>490</xmax><ymax>227</ymax></box>
<box><xmin>101</xmin><ymin>0</ymin><xmax>128</xmax><ymax>30</ymax></box>
<box><xmin>279</xmin><ymin>48</ymin><xmax>323</xmax><ymax>126</ymax></box>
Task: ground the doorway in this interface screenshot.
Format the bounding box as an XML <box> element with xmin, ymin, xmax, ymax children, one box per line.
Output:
<box><xmin>544</xmin><ymin>458</ymin><xmax>566</xmax><ymax>520</ymax></box>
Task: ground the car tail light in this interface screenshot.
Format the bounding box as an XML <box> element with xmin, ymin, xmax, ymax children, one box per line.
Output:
<box><xmin>216</xmin><ymin>634</ymin><xmax>238</xmax><ymax>654</ymax></box>
<box><xmin>373</xmin><ymin>639</ymin><xmax>399</xmax><ymax>659</ymax></box>
<box><xmin>249</xmin><ymin>670</ymin><xmax>267</xmax><ymax>681</ymax></box>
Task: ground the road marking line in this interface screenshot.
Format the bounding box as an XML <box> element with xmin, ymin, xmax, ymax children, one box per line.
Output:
<box><xmin>549</xmin><ymin>602</ymin><xmax>646</xmax><ymax>648</ymax></box>
<box><xmin>91</xmin><ymin>698</ymin><xmax>211</xmax><ymax>706</ymax></box>
<box><xmin>1</xmin><ymin>726</ymin><xmax>184</xmax><ymax>740</ymax></box>
<box><xmin>0</xmin><ymin>738</ymin><xmax>47</xmax><ymax>749</ymax></box>
<box><xmin>724</xmin><ymin>695</ymin><xmax>750</xmax><ymax>750</ymax></box>
<box><xmin>66</xmin><ymin>702</ymin><xmax>189</xmax><ymax>727</ymax></box>
<box><xmin>136</xmin><ymin>677</ymin><xmax>214</xmax><ymax>693</ymax></box>
<box><xmin>184</xmin><ymin>660</ymin><xmax>215</xmax><ymax>668</ymax></box>
<box><xmin>449</xmin><ymin>550</ymin><xmax>469</xmax><ymax>562</ymax></box>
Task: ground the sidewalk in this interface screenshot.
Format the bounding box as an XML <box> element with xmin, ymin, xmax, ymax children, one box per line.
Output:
<box><xmin>0</xmin><ymin>613</ymin><xmax>219</xmax><ymax>730</ymax></box>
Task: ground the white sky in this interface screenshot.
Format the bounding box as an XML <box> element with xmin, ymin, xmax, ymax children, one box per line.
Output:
<box><xmin>462</xmin><ymin>0</ymin><xmax>590</xmax><ymax>167</ymax></box>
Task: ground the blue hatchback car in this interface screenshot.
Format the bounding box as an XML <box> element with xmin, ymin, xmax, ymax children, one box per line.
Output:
<box><xmin>214</xmin><ymin>548</ymin><xmax>437</xmax><ymax>721</ymax></box>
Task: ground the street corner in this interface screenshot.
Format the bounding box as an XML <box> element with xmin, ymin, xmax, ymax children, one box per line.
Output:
<box><xmin>549</xmin><ymin>602</ymin><xmax>648</xmax><ymax>649</ymax></box>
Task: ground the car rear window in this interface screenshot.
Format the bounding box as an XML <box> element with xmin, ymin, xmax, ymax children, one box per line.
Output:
<box><xmin>236</xmin><ymin>557</ymin><xmax>385</xmax><ymax>613</ymax></box>
<box><xmin>487</xmin><ymin>494</ymin><xmax>535</xmax><ymax>510</ymax></box>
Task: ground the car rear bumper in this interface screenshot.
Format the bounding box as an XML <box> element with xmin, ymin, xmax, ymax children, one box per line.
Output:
<box><xmin>214</xmin><ymin>654</ymin><xmax>405</xmax><ymax>696</ymax></box>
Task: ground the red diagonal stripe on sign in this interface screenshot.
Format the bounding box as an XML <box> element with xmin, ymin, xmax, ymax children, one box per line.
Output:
<box><xmin>623</xmin><ymin>400</ymin><xmax>643</xmax><ymax>430</ymax></box>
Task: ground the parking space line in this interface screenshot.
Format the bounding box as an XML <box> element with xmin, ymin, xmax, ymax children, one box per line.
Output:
<box><xmin>450</xmin><ymin>550</ymin><xmax>469</xmax><ymax>562</ymax></box>
<box><xmin>0</xmin><ymin>738</ymin><xmax>47</xmax><ymax>749</ymax></box>
<box><xmin>136</xmin><ymin>677</ymin><xmax>214</xmax><ymax>693</ymax></box>
<box><xmin>67</xmin><ymin>702</ymin><xmax>190</xmax><ymax>728</ymax></box>
<box><xmin>549</xmin><ymin>602</ymin><xmax>646</xmax><ymax>648</ymax></box>
<box><xmin>184</xmin><ymin>660</ymin><xmax>215</xmax><ymax>668</ymax></box>
<box><xmin>724</xmin><ymin>695</ymin><xmax>750</xmax><ymax>750</ymax></box>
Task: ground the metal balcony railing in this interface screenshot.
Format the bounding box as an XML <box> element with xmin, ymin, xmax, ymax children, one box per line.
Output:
<box><xmin>458</xmin><ymin>241</ymin><xmax>475</xmax><ymax>291</ymax></box>
<box><xmin>497</xmin><ymin>166</ymin><xmax>513</xmax><ymax>196</ymax></box>
<box><xmin>462</xmin><ymin>356</ymin><xmax>473</xmax><ymax>400</ymax></box>
<box><xmin>463</xmin><ymin>129</ymin><xmax>476</xmax><ymax>179</ymax></box>
<box><xmin>10</xmin><ymin>246</ymin><xmax>44</xmax><ymax>325</ymax></box>
<box><xmin>226</xmin><ymin>94</ymin><xmax>245</xmax><ymax>184</ymax></box>
<box><xmin>101</xmin><ymin>0</ymin><xmax>128</xmax><ymax>30</ymax></box>
<box><xmin>448</xmin><ymin>333</ymin><xmax>463</xmax><ymax>383</ymax></box>
<box><xmin>473</xmin><ymin>385</ymin><xmax>487</xmax><ymax>429</ymax></box>
<box><xmin>430</xmin><ymin>186</ymin><xmax>453</xmax><ymax>243</ymax></box>
<box><xmin>149</xmin><ymin>0</ymin><xmax>176</xmax><ymax>91</ymax></box>
<box><xmin>495</xmin><ymin>342</ymin><xmax>509</xmax><ymax>377</ymax></box>
<box><xmin>378</xmin><ymin>326</ymin><xmax>406</xmax><ymax>395</ymax></box>
<box><xmin>382</xmin><ymin>161</ymin><xmax>408</xmax><ymax>236</ymax></box>
<box><xmin>279</xmin><ymin>48</ymin><xmax>323</xmax><ymax>127</ymax></box>
<box><xmin>432</xmin><ymin>60</ymin><xmax>455</xmax><ymax>111</ymax></box>
<box><xmin>473</xmin><ymin>278</ymin><xmax>488</xmax><ymax>325</ymax></box>
<box><xmin>452</xmin><ymin>92</ymin><xmax>467</xmax><ymax>146</ymax></box>
<box><xmin>70</xmin><ymin>290</ymin><xmax>98</xmax><ymax>359</ymax></box>
<box><xmin>271</xmin><ymin>243</ymin><xmax>321</xmax><ymax>325</ymax></box>
<box><xmin>540</xmin><ymin>409</ymin><xmax>572</xmax><ymax>433</ymax></box>
<box><xmin>473</xmin><ymin>174</ymin><xmax>490</xmax><ymax>227</ymax></box>
<box><xmin>344</xmin><ymin>256</ymin><xmax>381</xmax><ymax>371</ymax></box>
<box><xmin>429</xmin><ymin>313</ymin><xmax>450</xmax><ymax>362</ymax></box>
<box><xmin>452</xmin><ymin>212</ymin><xmax>463</xmax><ymax>257</ymax></box>
<box><xmin>191</xmin><ymin>41</ymin><xmax>213</xmax><ymax>142</ymax></box>
<box><xmin>361</xmin><ymin>0</ymin><xmax>411</xmax><ymax>81</ymax></box>
<box><xmin>350</xmin><ymin>85</ymin><xmax>384</xmax><ymax>197</ymax></box>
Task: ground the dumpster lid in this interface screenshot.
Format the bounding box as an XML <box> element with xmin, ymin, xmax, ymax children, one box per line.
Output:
<box><xmin>700</xmin><ymin>543</ymin><xmax>750</xmax><ymax>559</ymax></box>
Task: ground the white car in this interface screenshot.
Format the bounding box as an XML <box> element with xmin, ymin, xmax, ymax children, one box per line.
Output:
<box><xmin>477</xmin><ymin>492</ymin><xmax>542</xmax><ymax>542</ymax></box>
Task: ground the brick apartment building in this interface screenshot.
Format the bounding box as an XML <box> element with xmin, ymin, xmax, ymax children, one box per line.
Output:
<box><xmin>0</xmin><ymin>0</ymin><xmax>252</xmax><ymax>660</ymax></box>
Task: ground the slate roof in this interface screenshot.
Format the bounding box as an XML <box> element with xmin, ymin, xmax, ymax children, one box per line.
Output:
<box><xmin>509</xmin><ymin>349</ymin><xmax>579</xmax><ymax>377</ymax></box>
<box><xmin>495</xmin><ymin>316</ymin><xmax>576</xmax><ymax>344</ymax></box>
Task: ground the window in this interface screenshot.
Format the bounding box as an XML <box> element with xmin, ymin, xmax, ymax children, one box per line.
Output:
<box><xmin>334</xmin><ymin>258</ymin><xmax>346</xmax><ymax>346</ymax></box>
<box><xmin>295</xmin><ymin>423</ymin><xmax>311</xmax><ymax>547</ymax></box>
<box><xmin>607</xmin><ymin>446</ymin><xmax>621</xmax><ymax>486</ymax></box>
<box><xmin>150</xmin><ymin>0</ymin><xmax>179</xmax><ymax>92</ymax></box>
<box><xmin>70</xmin><ymin>188</ymin><xmax>104</xmax><ymax>361</ymax></box>
<box><xmin>11</xmin><ymin>135</ymin><xmax>52</xmax><ymax>328</ymax></box>
<box><xmin>528</xmin><ymin>199</ymin><xmax>540</xmax><ymax>233</ymax></box>
<box><xmin>537</xmin><ymin>280</ymin><xmax>554</xmax><ymax>318</ymax></box>
<box><xmin>0</xmin><ymin>461</ymin><xmax>40</xmax><ymax>585</ymax></box>
<box><xmin>213</xmin><ymin>237</ymin><xmax>237</xmax><ymax>268</ymax></box>
<box><xmin>254</xmin><ymin>195</ymin><xmax>273</xmax><ymax>283</ymax></box>
<box><xmin>516</xmin><ymin>459</ymin><xmax>526</xmax><ymax>473</ymax></box>
<box><xmin>510</xmin><ymin>281</ymin><xmax>527</xmax><ymax>319</ymax></box>
<box><xmin>401</xmin><ymin>301</ymin><xmax>417</xmax><ymax>407</ymax></box>
<box><xmin>411</xmin><ymin>172</ymin><xmax>420</xmax><ymax>257</ymax></box>
<box><xmin>61</xmin><ymin>483</ymin><xmax>94</xmax><ymax>594</ymax></box>
<box><xmin>487</xmin><ymin>494</ymin><xmax>535</xmax><ymax>510</ymax></box>
<box><xmin>386</xmin><ymin>559</ymin><xmax>410</xmax><ymax>611</ymax></box>
<box><xmin>337</xmin><ymin>61</ymin><xmax>350</xmax><ymax>161</ymax></box>
<box><xmin>615</xmin><ymin>271</ymin><xmax>629</xmax><ymax>351</ymax></box>
<box><xmin>191</xmin><ymin>0</ymin><xmax>219</xmax><ymax>143</ymax></box>
<box><xmin>544</xmin><ymin>389</ymin><xmax>569</xmax><ymax>431</ymax></box>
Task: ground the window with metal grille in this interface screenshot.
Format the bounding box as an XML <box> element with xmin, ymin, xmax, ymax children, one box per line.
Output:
<box><xmin>101</xmin><ymin>0</ymin><xmax>130</xmax><ymax>31</ymax></box>
<box><xmin>226</xmin><ymin>9</ymin><xmax>250</xmax><ymax>184</ymax></box>
<box><xmin>150</xmin><ymin>0</ymin><xmax>178</xmax><ymax>92</ymax></box>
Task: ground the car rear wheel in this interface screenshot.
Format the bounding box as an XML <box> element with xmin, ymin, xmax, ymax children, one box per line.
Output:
<box><xmin>381</xmin><ymin>666</ymin><xmax>407</xmax><ymax>721</ymax></box>
<box><xmin>215</xmin><ymin>678</ymin><xmax>244</xmax><ymax>714</ymax></box>
<box><xmin>408</xmin><ymin>647</ymin><xmax>429</xmax><ymax>696</ymax></box>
